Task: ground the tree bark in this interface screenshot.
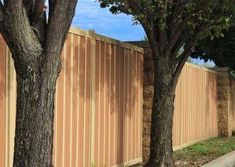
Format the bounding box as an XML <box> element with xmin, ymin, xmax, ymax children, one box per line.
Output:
<box><xmin>145</xmin><ymin>56</ymin><xmax>177</xmax><ymax>167</ymax></box>
<box><xmin>13</xmin><ymin>53</ymin><xmax>60</xmax><ymax>167</ymax></box>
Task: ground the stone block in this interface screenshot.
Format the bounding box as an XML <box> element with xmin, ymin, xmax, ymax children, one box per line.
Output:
<box><xmin>143</xmin><ymin>122</ymin><xmax>151</xmax><ymax>135</ymax></box>
<box><xmin>143</xmin><ymin>100</ymin><xmax>153</xmax><ymax>110</ymax></box>
<box><xmin>142</xmin><ymin>136</ymin><xmax>150</xmax><ymax>147</ymax></box>
<box><xmin>143</xmin><ymin>85</ymin><xmax>154</xmax><ymax>98</ymax></box>
<box><xmin>142</xmin><ymin>147</ymin><xmax>150</xmax><ymax>162</ymax></box>
<box><xmin>144</xmin><ymin>73</ymin><xmax>154</xmax><ymax>85</ymax></box>
<box><xmin>218</xmin><ymin>101</ymin><xmax>229</xmax><ymax>108</ymax></box>
<box><xmin>143</xmin><ymin>109</ymin><xmax>152</xmax><ymax>122</ymax></box>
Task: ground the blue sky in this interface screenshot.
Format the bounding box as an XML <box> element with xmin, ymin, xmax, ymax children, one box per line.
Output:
<box><xmin>72</xmin><ymin>0</ymin><xmax>145</xmax><ymax>41</ymax></box>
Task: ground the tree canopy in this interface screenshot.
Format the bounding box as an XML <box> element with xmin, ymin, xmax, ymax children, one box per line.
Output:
<box><xmin>192</xmin><ymin>25</ymin><xmax>235</xmax><ymax>70</ymax></box>
<box><xmin>99</xmin><ymin>0</ymin><xmax>235</xmax><ymax>86</ymax></box>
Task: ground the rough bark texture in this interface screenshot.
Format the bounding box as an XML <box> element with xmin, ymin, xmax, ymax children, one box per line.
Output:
<box><xmin>145</xmin><ymin>56</ymin><xmax>176</xmax><ymax>167</ymax></box>
<box><xmin>0</xmin><ymin>0</ymin><xmax>78</xmax><ymax>166</ymax></box>
<box><xmin>13</xmin><ymin>52</ymin><xmax>61</xmax><ymax>167</ymax></box>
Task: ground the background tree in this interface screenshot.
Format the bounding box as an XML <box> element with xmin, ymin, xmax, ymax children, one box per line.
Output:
<box><xmin>98</xmin><ymin>0</ymin><xmax>235</xmax><ymax>166</ymax></box>
<box><xmin>192</xmin><ymin>25</ymin><xmax>235</xmax><ymax>70</ymax></box>
<box><xmin>0</xmin><ymin>0</ymin><xmax>78</xmax><ymax>166</ymax></box>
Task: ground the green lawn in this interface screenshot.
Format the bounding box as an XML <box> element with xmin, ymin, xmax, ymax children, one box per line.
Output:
<box><xmin>174</xmin><ymin>136</ymin><xmax>235</xmax><ymax>167</ymax></box>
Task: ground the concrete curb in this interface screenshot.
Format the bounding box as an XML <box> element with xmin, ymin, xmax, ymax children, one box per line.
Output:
<box><xmin>203</xmin><ymin>151</ymin><xmax>235</xmax><ymax>167</ymax></box>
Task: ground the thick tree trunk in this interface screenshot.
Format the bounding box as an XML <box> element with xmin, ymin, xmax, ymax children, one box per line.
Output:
<box><xmin>13</xmin><ymin>57</ymin><xmax>60</xmax><ymax>167</ymax></box>
<box><xmin>145</xmin><ymin>56</ymin><xmax>177</xmax><ymax>167</ymax></box>
<box><xmin>0</xmin><ymin>1</ymin><xmax>78</xmax><ymax>166</ymax></box>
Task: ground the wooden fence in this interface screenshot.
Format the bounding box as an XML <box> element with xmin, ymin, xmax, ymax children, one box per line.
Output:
<box><xmin>0</xmin><ymin>27</ymin><xmax>222</xmax><ymax>167</ymax></box>
<box><xmin>173</xmin><ymin>63</ymin><xmax>218</xmax><ymax>150</ymax></box>
<box><xmin>0</xmin><ymin>28</ymin><xmax>144</xmax><ymax>167</ymax></box>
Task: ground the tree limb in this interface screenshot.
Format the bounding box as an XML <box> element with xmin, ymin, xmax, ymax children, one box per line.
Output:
<box><xmin>170</xmin><ymin>40</ymin><xmax>196</xmax><ymax>92</ymax></box>
<box><xmin>3</xmin><ymin>0</ymin><xmax>42</xmax><ymax>68</ymax></box>
<box><xmin>29</xmin><ymin>0</ymin><xmax>47</xmax><ymax>44</ymax></box>
<box><xmin>23</xmin><ymin>0</ymin><xmax>36</xmax><ymax>15</ymax></box>
<box><xmin>170</xmin><ymin>23</ymin><xmax>210</xmax><ymax>91</ymax></box>
<box><xmin>167</xmin><ymin>15</ymin><xmax>191</xmax><ymax>53</ymax></box>
<box><xmin>45</xmin><ymin>0</ymin><xmax>78</xmax><ymax>60</ymax></box>
<box><xmin>171</xmin><ymin>31</ymin><xmax>189</xmax><ymax>58</ymax></box>
<box><xmin>0</xmin><ymin>1</ymin><xmax>4</xmax><ymax>22</ymax></box>
<box><xmin>141</xmin><ymin>22</ymin><xmax>160</xmax><ymax>59</ymax></box>
<box><xmin>0</xmin><ymin>2</ymin><xmax>12</xmax><ymax>48</ymax></box>
<box><xmin>49</xmin><ymin>0</ymin><xmax>55</xmax><ymax>19</ymax></box>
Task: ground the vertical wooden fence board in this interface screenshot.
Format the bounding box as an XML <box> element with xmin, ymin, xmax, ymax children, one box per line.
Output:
<box><xmin>85</xmin><ymin>38</ymin><xmax>92</xmax><ymax>167</ymax></box>
<box><xmin>94</xmin><ymin>40</ymin><xmax>100</xmax><ymax>166</ymax></box>
<box><xmin>64</xmin><ymin>34</ymin><xmax>72</xmax><ymax>167</ymax></box>
<box><xmin>71</xmin><ymin>34</ymin><xmax>79</xmax><ymax>167</ymax></box>
<box><xmin>105</xmin><ymin>43</ymin><xmax>110</xmax><ymax>167</ymax></box>
<box><xmin>110</xmin><ymin>44</ymin><xmax>115</xmax><ymax>166</ymax></box>
<box><xmin>0</xmin><ymin>35</ymin><xmax>6</xmax><ymax>167</ymax></box>
<box><xmin>99</xmin><ymin>41</ymin><xmax>105</xmax><ymax>167</ymax></box>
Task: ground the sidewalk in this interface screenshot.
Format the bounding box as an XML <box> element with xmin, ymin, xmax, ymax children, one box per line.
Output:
<box><xmin>203</xmin><ymin>151</ymin><xmax>235</xmax><ymax>167</ymax></box>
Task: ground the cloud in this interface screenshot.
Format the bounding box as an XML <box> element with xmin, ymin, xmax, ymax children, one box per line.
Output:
<box><xmin>72</xmin><ymin>0</ymin><xmax>145</xmax><ymax>41</ymax></box>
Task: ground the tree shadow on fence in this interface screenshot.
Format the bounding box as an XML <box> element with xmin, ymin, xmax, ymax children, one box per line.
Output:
<box><xmin>53</xmin><ymin>32</ymin><xmax>143</xmax><ymax>167</ymax></box>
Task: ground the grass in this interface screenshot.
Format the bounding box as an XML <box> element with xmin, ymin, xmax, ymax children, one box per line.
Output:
<box><xmin>174</xmin><ymin>136</ymin><xmax>235</xmax><ymax>167</ymax></box>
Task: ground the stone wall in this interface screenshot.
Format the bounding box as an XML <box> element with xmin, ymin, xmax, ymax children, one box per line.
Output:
<box><xmin>142</xmin><ymin>46</ymin><xmax>153</xmax><ymax>162</ymax></box>
<box><xmin>217</xmin><ymin>68</ymin><xmax>235</xmax><ymax>137</ymax></box>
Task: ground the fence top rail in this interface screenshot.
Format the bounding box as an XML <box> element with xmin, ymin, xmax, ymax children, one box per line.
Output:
<box><xmin>69</xmin><ymin>27</ymin><xmax>144</xmax><ymax>54</ymax></box>
<box><xmin>185</xmin><ymin>62</ymin><xmax>217</xmax><ymax>74</ymax></box>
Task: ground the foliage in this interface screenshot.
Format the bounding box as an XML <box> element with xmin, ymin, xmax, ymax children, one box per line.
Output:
<box><xmin>192</xmin><ymin>26</ymin><xmax>235</xmax><ymax>70</ymax></box>
<box><xmin>99</xmin><ymin>0</ymin><xmax>234</xmax><ymax>42</ymax></box>
<box><xmin>99</xmin><ymin>0</ymin><xmax>235</xmax><ymax>82</ymax></box>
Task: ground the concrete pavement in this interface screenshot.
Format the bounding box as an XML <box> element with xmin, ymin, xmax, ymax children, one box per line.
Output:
<box><xmin>203</xmin><ymin>151</ymin><xmax>235</xmax><ymax>167</ymax></box>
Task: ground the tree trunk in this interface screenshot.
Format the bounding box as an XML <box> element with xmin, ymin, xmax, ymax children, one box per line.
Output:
<box><xmin>0</xmin><ymin>1</ymin><xmax>78</xmax><ymax>166</ymax></box>
<box><xmin>145</xmin><ymin>56</ymin><xmax>177</xmax><ymax>167</ymax></box>
<box><xmin>13</xmin><ymin>56</ymin><xmax>60</xmax><ymax>167</ymax></box>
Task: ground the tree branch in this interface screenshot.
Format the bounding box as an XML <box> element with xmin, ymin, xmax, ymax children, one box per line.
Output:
<box><xmin>171</xmin><ymin>31</ymin><xmax>189</xmax><ymax>58</ymax></box>
<box><xmin>0</xmin><ymin>2</ymin><xmax>6</xmax><ymax>39</ymax></box>
<box><xmin>141</xmin><ymin>22</ymin><xmax>160</xmax><ymax>59</ymax></box>
<box><xmin>29</xmin><ymin>0</ymin><xmax>47</xmax><ymax>44</ymax></box>
<box><xmin>0</xmin><ymin>2</ymin><xmax>12</xmax><ymax>48</ymax></box>
<box><xmin>0</xmin><ymin>1</ymin><xmax>4</xmax><ymax>22</ymax></box>
<box><xmin>45</xmin><ymin>0</ymin><xmax>78</xmax><ymax>60</ymax></box>
<box><xmin>167</xmin><ymin>15</ymin><xmax>191</xmax><ymax>53</ymax></box>
<box><xmin>170</xmin><ymin>40</ymin><xmax>196</xmax><ymax>92</ymax></box>
<box><xmin>49</xmin><ymin>0</ymin><xmax>55</xmax><ymax>19</ymax></box>
<box><xmin>170</xmin><ymin>23</ymin><xmax>211</xmax><ymax>91</ymax></box>
<box><xmin>3</xmin><ymin>0</ymin><xmax>42</xmax><ymax>68</ymax></box>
